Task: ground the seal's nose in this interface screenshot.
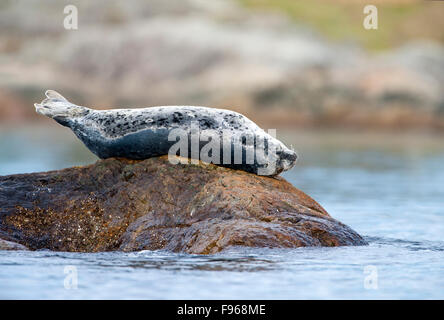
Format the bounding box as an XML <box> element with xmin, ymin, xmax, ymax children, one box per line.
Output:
<box><xmin>278</xmin><ymin>149</ymin><xmax>297</xmax><ymax>171</ymax></box>
<box><xmin>283</xmin><ymin>150</ymin><xmax>297</xmax><ymax>163</ymax></box>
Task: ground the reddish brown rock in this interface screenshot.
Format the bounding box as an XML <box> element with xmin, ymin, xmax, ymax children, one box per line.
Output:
<box><xmin>0</xmin><ymin>156</ymin><xmax>366</xmax><ymax>253</ymax></box>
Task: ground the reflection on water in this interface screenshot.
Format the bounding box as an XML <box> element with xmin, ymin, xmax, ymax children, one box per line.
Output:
<box><xmin>0</xmin><ymin>125</ymin><xmax>97</xmax><ymax>175</ymax></box>
<box><xmin>0</xmin><ymin>126</ymin><xmax>443</xmax><ymax>299</ymax></box>
<box><xmin>1</xmin><ymin>237</ymin><xmax>443</xmax><ymax>299</ymax></box>
<box><xmin>97</xmin><ymin>252</ymin><xmax>276</xmax><ymax>272</ymax></box>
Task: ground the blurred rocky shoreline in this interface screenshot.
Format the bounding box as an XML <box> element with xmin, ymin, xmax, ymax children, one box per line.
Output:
<box><xmin>1</xmin><ymin>0</ymin><xmax>443</xmax><ymax>130</ymax></box>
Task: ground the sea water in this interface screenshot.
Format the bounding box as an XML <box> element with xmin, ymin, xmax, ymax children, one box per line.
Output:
<box><xmin>0</xmin><ymin>127</ymin><xmax>443</xmax><ymax>299</ymax></box>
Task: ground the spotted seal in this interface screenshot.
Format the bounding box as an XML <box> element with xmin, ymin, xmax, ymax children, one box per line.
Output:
<box><xmin>35</xmin><ymin>90</ymin><xmax>297</xmax><ymax>175</ymax></box>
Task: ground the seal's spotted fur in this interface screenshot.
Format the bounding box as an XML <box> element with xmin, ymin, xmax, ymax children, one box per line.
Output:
<box><xmin>84</xmin><ymin>107</ymin><xmax>251</xmax><ymax>139</ymax></box>
<box><xmin>35</xmin><ymin>90</ymin><xmax>297</xmax><ymax>175</ymax></box>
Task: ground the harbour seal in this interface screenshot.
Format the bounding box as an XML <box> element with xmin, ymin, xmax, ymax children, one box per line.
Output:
<box><xmin>35</xmin><ymin>90</ymin><xmax>297</xmax><ymax>176</ymax></box>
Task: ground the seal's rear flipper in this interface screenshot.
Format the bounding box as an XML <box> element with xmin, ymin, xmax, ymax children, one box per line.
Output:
<box><xmin>45</xmin><ymin>90</ymin><xmax>68</xmax><ymax>102</ymax></box>
<box><xmin>35</xmin><ymin>90</ymin><xmax>86</xmax><ymax>120</ymax></box>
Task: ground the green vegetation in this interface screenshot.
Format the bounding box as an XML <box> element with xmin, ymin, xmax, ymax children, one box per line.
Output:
<box><xmin>237</xmin><ymin>0</ymin><xmax>444</xmax><ymax>50</ymax></box>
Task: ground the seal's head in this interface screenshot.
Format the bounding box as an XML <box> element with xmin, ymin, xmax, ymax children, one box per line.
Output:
<box><xmin>277</xmin><ymin>148</ymin><xmax>297</xmax><ymax>172</ymax></box>
<box><xmin>35</xmin><ymin>90</ymin><xmax>89</xmax><ymax>126</ymax></box>
<box><xmin>256</xmin><ymin>140</ymin><xmax>297</xmax><ymax>176</ymax></box>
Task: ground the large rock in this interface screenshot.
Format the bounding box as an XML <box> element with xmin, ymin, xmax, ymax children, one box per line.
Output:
<box><xmin>0</xmin><ymin>156</ymin><xmax>366</xmax><ymax>253</ymax></box>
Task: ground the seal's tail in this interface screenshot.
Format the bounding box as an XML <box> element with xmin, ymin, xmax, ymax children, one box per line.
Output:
<box><xmin>34</xmin><ymin>90</ymin><xmax>85</xmax><ymax>119</ymax></box>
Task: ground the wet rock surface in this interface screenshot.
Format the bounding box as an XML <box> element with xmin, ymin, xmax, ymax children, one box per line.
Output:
<box><xmin>0</xmin><ymin>156</ymin><xmax>366</xmax><ymax>253</ymax></box>
<box><xmin>0</xmin><ymin>239</ymin><xmax>28</xmax><ymax>250</ymax></box>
